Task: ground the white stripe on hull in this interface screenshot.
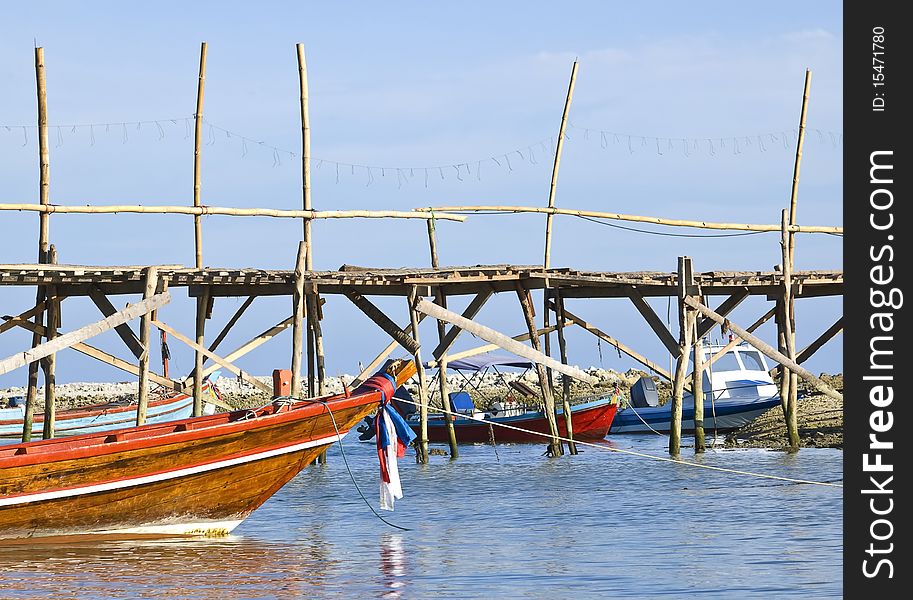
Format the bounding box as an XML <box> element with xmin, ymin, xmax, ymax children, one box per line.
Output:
<box><xmin>0</xmin><ymin>431</ymin><xmax>345</xmax><ymax>508</ymax></box>
<box><xmin>611</xmin><ymin>407</ymin><xmax>771</xmax><ymax>434</ymax></box>
<box><xmin>95</xmin><ymin>519</ymin><xmax>246</xmax><ymax>537</ymax></box>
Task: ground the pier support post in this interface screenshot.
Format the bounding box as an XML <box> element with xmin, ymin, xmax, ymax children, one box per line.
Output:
<box><xmin>136</xmin><ymin>266</ymin><xmax>160</xmax><ymax>426</ymax></box>
<box><xmin>193</xmin><ymin>286</ymin><xmax>211</xmax><ymax>416</ymax></box>
<box><xmin>41</xmin><ymin>245</ymin><xmax>59</xmax><ymax>440</ymax></box>
<box><xmin>692</xmin><ymin>309</ymin><xmax>705</xmax><ymax>453</ymax></box>
<box><xmin>308</xmin><ymin>286</ymin><xmax>328</xmax><ymax>463</ymax></box>
<box><xmin>781</xmin><ymin>211</ymin><xmax>800</xmax><ymax>450</ymax></box>
<box><xmin>408</xmin><ymin>287</ymin><xmax>430</xmax><ymax>464</ymax></box>
<box><xmin>553</xmin><ymin>289</ymin><xmax>577</xmax><ymax>454</ymax></box>
<box><xmin>670</xmin><ymin>257</ymin><xmax>697</xmax><ymax>457</ymax></box>
<box><xmin>291</xmin><ymin>241</ymin><xmax>306</xmax><ymax>398</ymax></box>
<box><xmin>516</xmin><ymin>283</ymin><xmax>563</xmax><ymax>457</ymax></box>
<box><xmin>426</xmin><ymin>218</ymin><xmax>459</xmax><ymax>458</ymax></box>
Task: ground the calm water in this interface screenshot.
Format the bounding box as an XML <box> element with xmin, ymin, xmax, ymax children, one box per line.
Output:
<box><xmin>0</xmin><ymin>435</ymin><xmax>842</xmax><ymax>599</ymax></box>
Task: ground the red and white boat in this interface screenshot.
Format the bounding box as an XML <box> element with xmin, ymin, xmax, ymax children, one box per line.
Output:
<box><xmin>0</xmin><ymin>359</ymin><xmax>415</xmax><ymax>543</ymax></box>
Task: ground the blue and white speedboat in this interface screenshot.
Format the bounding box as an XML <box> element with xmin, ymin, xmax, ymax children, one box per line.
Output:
<box><xmin>609</xmin><ymin>343</ymin><xmax>782</xmax><ymax>434</ymax></box>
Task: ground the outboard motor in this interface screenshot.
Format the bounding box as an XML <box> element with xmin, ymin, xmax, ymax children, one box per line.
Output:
<box><xmin>630</xmin><ymin>376</ymin><xmax>659</xmax><ymax>408</ymax></box>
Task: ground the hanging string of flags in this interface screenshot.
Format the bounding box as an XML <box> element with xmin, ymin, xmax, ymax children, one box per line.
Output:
<box><xmin>1</xmin><ymin>115</ymin><xmax>842</xmax><ymax>187</ymax></box>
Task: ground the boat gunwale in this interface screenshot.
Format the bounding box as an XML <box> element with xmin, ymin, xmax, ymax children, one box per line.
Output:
<box><xmin>0</xmin><ymin>387</ymin><xmax>383</xmax><ymax>468</ymax></box>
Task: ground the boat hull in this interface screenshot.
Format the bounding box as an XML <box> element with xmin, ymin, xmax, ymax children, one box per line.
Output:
<box><xmin>0</xmin><ymin>381</ymin><xmax>217</xmax><ymax>438</ymax></box>
<box><xmin>609</xmin><ymin>396</ymin><xmax>782</xmax><ymax>434</ymax></box>
<box><xmin>0</xmin><ymin>391</ymin><xmax>380</xmax><ymax>542</ymax></box>
<box><xmin>418</xmin><ymin>397</ymin><xmax>618</xmax><ymax>444</ymax></box>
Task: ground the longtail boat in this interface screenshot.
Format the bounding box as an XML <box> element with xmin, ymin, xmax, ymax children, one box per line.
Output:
<box><xmin>0</xmin><ymin>375</ymin><xmax>221</xmax><ymax>439</ymax></box>
<box><xmin>0</xmin><ymin>359</ymin><xmax>415</xmax><ymax>543</ymax></box>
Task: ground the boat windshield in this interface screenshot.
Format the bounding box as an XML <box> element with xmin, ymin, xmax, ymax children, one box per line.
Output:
<box><xmin>738</xmin><ymin>350</ymin><xmax>766</xmax><ymax>371</ymax></box>
<box><xmin>713</xmin><ymin>351</ymin><xmax>743</xmax><ymax>372</ymax></box>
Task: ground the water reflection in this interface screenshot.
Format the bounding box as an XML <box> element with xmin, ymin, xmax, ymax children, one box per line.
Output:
<box><xmin>378</xmin><ymin>534</ymin><xmax>406</xmax><ymax>598</ymax></box>
<box><xmin>0</xmin><ymin>536</ymin><xmax>333</xmax><ymax>599</ymax></box>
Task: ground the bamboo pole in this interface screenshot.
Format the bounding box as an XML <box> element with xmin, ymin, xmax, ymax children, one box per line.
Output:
<box><xmin>193</xmin><ymin>42</ymin><xmax>207</xmax><ymax>269</ymax></box>
<box><xmin>415</xmin><ymin>300</ymin><xmax>596</xmax><ymax>384</ymax></box>
<box><xmin>153</xmin><ymin>319</ymin><xmax>273</xmax><ymax>395</ymax></box>
<box><xmin>415</xmin><ymin>206</ymin><xmax>840</xmax><ymax>233</ymax></box>
<box><xmin>189</xmin><ymin>315</ymin><xmax>295</xmax><ymax>385</ymax></box>
<box><xmin>24</xmin><ymin>47</ymin><xmax>51</xmax><ymax>443</ymax></box>
<box><xmin>408</xmin><ymin>287</ymin><xmax>429</xmax><ymax>464</ymax></box>
<box><xmin>788</xmin><ymin>69</ymin><xmax>812</xmax><ymax>269</ymax></box>
<box><xmin>669</xmin><ymin>257</ymin><xmax>694</xmax><ymax>457</ymax></box>
<box><xmin>430</xmin><ymin>290</ymin><xmax>493</xmax><ymax>360</ymax></box>
<box><xmin>516</xmin><ymin>284</ymin><xmax>562</xmax><ymax>456</ymax></box>
<box><xmin>0</xmin><ymin>292</ymin><xmax>172</xmax><ymax>376</ymax></box>
<box><xmin>192</xmin><ymin>286</ymin><xmax>211</xmax><ymax>416</ymax></box>
<box><xmin>136</xmin><ymin>266</ymin><xmax>160</xmax><ymax>426</ymax></box>
<box><xmin>0</xmin><ymin>204</ymin><xmax>466</xmax><ymax>221</ymax></box>
<box><xmin>87</xmin><ymin>286</ymin><xmax>145</xmax><ymax>359</ymax></box>
<box><xmin>291</xmin><ymin>241</ymin><xmax>307</xmax><ymax>397</ymax></box>
<box><xmin>682</xmin><ymin>296</ymin><xmax>842</xmax><ymax>401</ymax></box>
<box><xmin>297</xmin><ymin>43</ymin><xmax>312</xmax><ymax>259</ymax></box>
<box><xmin>553</xmin><ymin>289</ymin><xmax>577</xmax><ymax>454</ymax></box>
<box><xmin>705</xmin><ymin>306</ymin><xmax>778</xmax><ymax>371</ymax></box>
<box><xmin>350</xmin><ymin>315</ymin><xmax>426</xmax><ymax>389</ymax></box>
<box><xmin>781</xmin><ymin>211</ymin><xmax>799</xmax><ymax>449</ymax></box>
<box><xmin>41</xmin><ymin>245</ymin><xmax>58</xmax><ymax>440</ymax></box>
<box><xmin>543</xmin><ymin>60</ymin><xmax>577</xmax><ymax>269</ymax></box>
<box><xmin>692</xmin><ymin>316</ymin><xmax>705</xmax><ymax>453</ymax></box>
<box><xmin>3</xmin><ymin>316</ymin><xmax>182</xmax><ymax>391</ymax></box>
<box><xmin>428</xmin><ymin>322</ymin><xmax>566</xmax><ymax>368</ymax></box>
<box><xmin>427</xmin><ymin>217</ymin><xmax>458</xmax><ymax>458</ymax></box>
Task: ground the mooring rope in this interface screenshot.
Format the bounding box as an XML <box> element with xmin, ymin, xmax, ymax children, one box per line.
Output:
<box><xmin>393</xmin><ymin>398</ymin><xmax>842</xmax><ymax>489</ymax></box>
<box><xmin>288</xmin><ymin>396</ymin><xmax>411</xmax><ymax>531</ymax></box>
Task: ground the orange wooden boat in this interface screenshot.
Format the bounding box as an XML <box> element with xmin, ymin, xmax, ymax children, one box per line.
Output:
<box><xmin>0</xmin><ymin>359</ymin><xmax>415</xmax><ymax>543</ymax></box>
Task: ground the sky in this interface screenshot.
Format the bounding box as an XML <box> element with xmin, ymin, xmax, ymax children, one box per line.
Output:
<box><xmin>0</xmin><ymin>1</ymin><xmax>843</xmax><ymax>389</ymax></box>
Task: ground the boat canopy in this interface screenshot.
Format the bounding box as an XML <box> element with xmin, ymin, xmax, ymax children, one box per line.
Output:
<box><xmin>439</xmin><ymin>354</ymin><xmax>534</xmax><ymax>372</ymax></box>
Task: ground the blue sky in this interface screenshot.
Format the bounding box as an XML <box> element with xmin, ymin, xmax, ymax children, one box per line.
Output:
<box><xmin>1</xmin><ymin>2</ymin><xmax>843</xmax><ymax>387</ymax></box>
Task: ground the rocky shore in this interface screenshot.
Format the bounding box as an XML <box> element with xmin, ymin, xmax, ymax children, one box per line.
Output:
<box><xmin>2</xmin><ymin>369</ymin><xmax>843</xmax><ymax>449</ymax></box>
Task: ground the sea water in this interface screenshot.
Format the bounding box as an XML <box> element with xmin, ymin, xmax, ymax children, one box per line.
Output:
<box><xmin>0</xmin><ymin>434</ymin><xmax>842</xmax><ymax>599</ymax></box>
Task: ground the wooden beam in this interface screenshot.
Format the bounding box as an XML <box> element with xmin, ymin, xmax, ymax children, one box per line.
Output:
<box><xmin>792</xmin><ymin>317</ymin><xmax>843</xmax><ymax>368</ymax></box>
<box><xmin>626</xmin><ymin>287</ymin><xmax>681</xmax><ymax>357</ymax></box>
<box><xmin>415</xmin><ymin>205</ymin><xmax>842</xmax><ymax>234</ymax></box>
<box><xmin>154</xmin><ymin>319</ymin><xmax>273</xmax><ymax>395</ymax></box>
<box><xmin>0</xmin><ymin>291</ymin><xmax>171</xmax><ymax>376</ymax></box>
<box><xmin>552</xmin><ymin>303</ymin><xmax>677</xmax><ymax>385</ymax></box>
<box><xmin>408</xmin><ymin>288</ymin><xmax>430</xmax><ymax>464</ymax></box>
<box><xmin>705</xmin><ymin>305</ymin><xmax>778</xmax><ymax>370</ymax></box>
<box><xmin>204</xmin><ymin>295</ymin><xmax>256</xmax><ymax>364</ymax></box>
<box><xmin>344</xmin><ymin>289</ymin><xmax>420</xmax><ymax>355</ymax></box>
<box><xmin>87</xmin><ymin>286</ymin><xmax>144</xmax><ymax>359</ymax></box>
<box><xmin>683</xmin><ymin>295</ymin><xmax>842</xmax><ymax>401</ymax></box>
<box><xmin>553</xmin><ymin>290</ymin><xmax>577</xmax><ymax>454</ymax></box>
<box><xmin>193</xmin><ymin>287</ymin><xmax>211</xmax><ymax>416</ymax></box>
<box><xmin>430</xmin><ymin>289</ymin><xmax>493</xmax><ymax>360</ymax></box>
<box><xmin>415</xmin><ymin>299</ymin><xmax>596</xmax><ymax>385</ymax></box>
<box><xmin>0</xmin><ymin>296</ymin><xmax>62</xmax><ymax>336</ymax></box>
<box><xmin>696</xmin><ymin>289</ymin><xmax>749</xmax><ymax>339</ymax></box>
<box><xmin>2</xmin><ymin>315</ymin><xmax>181</xmax><ymax>390</ymax></box>
<box><xmin>350</xmin><ymin>314</ymin><xmax>426</xmax><ymax>389</ymax></box>
<box><xmin>429</xmin><ymin>322</ymin><xmax>566</xmax><ymax>368</ymax></box>
<box><xmin>191</xmin><ymin>315</ymin><xmax>295</xmax><ymax>384</ymax></box>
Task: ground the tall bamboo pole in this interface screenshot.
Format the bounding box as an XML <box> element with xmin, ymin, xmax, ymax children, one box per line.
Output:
<box><xmin>785</xmin><ymin>69</ymin><xmax>809</xmax><ymax>442</ymax></box>
<box><xmin>781</xmin><ymin>211</ymin><xmax>800</xmax><ymax>449</ymax></box>
<box><xmin>41</xmin><ymin>245</ymin><xmax>58</xmax><ymax>440</ymax></box>
<box><xmin>193</xmin><ymin>42</ymin><xmax>207</xmax><ymax>269</ymax></box>
<box><xmin>542</xmin><ymin>61</ymin><xmax>578</xmax><ymax>410</ymax></box>
<box><xmin>136</xmin><ymin>266</ymin><xmax>160</xmax><ymax>425</ymax></box>
<box><xmin>23</xmin><ymin>47</ymin><xmax>51</xmax><ymax>442</ymax></box>
<box><xmin>543</xmin><ymin>60</ymin><xmax>578</xmax><ymax>269</ymax></box>
<box><xmin>297</xmin><ymin>43</ymin><xmax>312</xmax><ymax>257</ymax></box>
<box><xmin>408</xmin><ymin>287</ymin><xmax>430</xmax><ymax>464</ymax></box>
<box><xmin>427</xmin><ymin>218</ymin><xmax>459</xmax><ymax>458</ymax></box>
<box><xmin>192</xmin><ymin>287</ymin><xmax>210</xmax><ymax>416</ymax></box>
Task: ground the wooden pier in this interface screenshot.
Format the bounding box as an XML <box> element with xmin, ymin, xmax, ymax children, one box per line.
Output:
<box><xmin>0</xmin><ymin>46</ymin><xmax>843</xmax><ymax>459</ymax></box>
